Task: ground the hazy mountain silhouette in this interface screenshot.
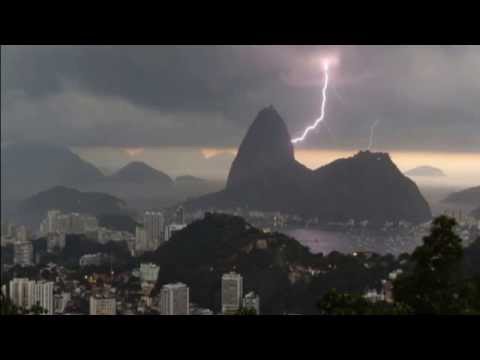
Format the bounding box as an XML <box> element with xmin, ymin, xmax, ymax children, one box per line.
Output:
<box><xmin>1</xmin><ymin>142</ymin><xmax>104</xmax><ymax>201</ymax></box>
<box><xmin>444</xmin><ymin>186</ymin><xmax>480</xmax><ymax>206</ymax></box>
<box><xmin>175</xmin><ymin>175</ymin><xmax>207</xmax><ymax>186</ymax></box>
<box><xmin>186</xmin><ymin>106</ymin><xmax>431</xmax><ymax>224</ymax></box>
<box><xmin>405</xmin><ymin>166</ymin><xmax>446</xmax><ymax>177</ymax></box>
<box><xmin>17</xmin><ymin>186</ymin><xmax>129</xmax><ymax>228</ymax></box>
<box><xmin>471</xmin><ymin>207</ymin><xmax>480</xmax><ymax>220</ymax></box>
<box><xmin>110</xmin><ymin>161</ymin><xmax>174</xmax><ymax>186</ymax></box>
<box><xmin>78</xmin><ymin>161</ymin><xmax>175</xmax><ymax>205</ymax></box>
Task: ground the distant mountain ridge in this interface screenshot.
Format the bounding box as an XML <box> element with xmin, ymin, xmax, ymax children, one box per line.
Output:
<box><xmin>471</xmin><ymin>207</ymin><xmax>480</xmax><ymax>220</ymax></box>
<box><xmin>17</xmin><ymin>186</ymin><xmax>129</xmax><ymax>228</ymax></box>
<box><xmin>110</xmin><ymin>161</ymin><xmax>173</xmax><ymax>186</ymax></box>
<box><xmin>2</xmin><ymin>143</ymin><xmax>229</xmax><ymax>218</ymax></box>
<box><xmin>1</xmin><ymin>142</ymin><xmax>104</xmax><ymax>200</ymax></box>
<box><xmin>186</xmin><ymin>106</ymin><xmax>431</xmax><ymax>224</ymax></box>
<box><xmin>444</xmin><ymin>186</ymin><xmax>480</xmax><ymax>206</ymax></box>
<box><xmin>471</xmin><ymin>206</ymin><xmax>480</xmax><ymax>220</ymax></box>
<box><xmin>405</xmin><ymin>166</ymin><xmax>446</xmax><ymax>177</ymax></box>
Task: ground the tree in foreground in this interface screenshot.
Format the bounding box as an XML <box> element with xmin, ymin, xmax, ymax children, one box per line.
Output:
<box><xmin>394</xmin><ymin>216</ymin><xmax>464</xmax><ymax>314</ymax></box>
<box><xmin>317</xmin><ymin>216</ymin><xmax>480</xmax><ymax>315</ymax></box>
<box><xmin>0</xmin><ymin>293</ymin><xmax>19</xmax><ymax>315</ymax></box>
<box><xmin>317</xmin><ymin>289</ymin><xmax>411</xmax><ymax>315</ymax></box>
<box><xmin>1</xmin><ymin>294</ymin><xmax>48</xmax><ymax>315</ymax></box>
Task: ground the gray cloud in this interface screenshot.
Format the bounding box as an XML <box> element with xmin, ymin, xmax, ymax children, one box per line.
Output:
<box><xmin>2</xmin><ymin>45</ymin><xmax>479</xmax><ymax>151</ymax></box>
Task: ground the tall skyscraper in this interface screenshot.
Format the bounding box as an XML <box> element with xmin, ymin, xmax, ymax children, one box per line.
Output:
<box><xmin>15</xmin><ymin>225</ymin><xmax>31</xmax><ymax>242</ymax></box>
<box><xmin>32</xmin><ymin>281</ymin><xmax>54</xmax><ymax>315</ymax></box>
<box><xmin>47</xmin><ymin>210</ymin><xmax>61</xmax><ymax>233</ymax></box>
<box><xmin>221</xmin><ymin>272</ymin><xmax>243</xmax><ymax>314</ymax></box>
<box><xmin>9</xmin><ymin>278</ymin><xmax>34</xmax><ymax>309</ymax></box>
<box><xmin>144</xmin><ymin>211</ymin><xmax>164</xmax><ymax>251</ymax></box>
<box><xmin>160</xmin><ymin>283</ymin><xmax>190</xmax><ymax>315</ymax></box>
<box><xmin>135</xmin><ymin>225</ymin><xmax>147</xmax><ymax>254</ymax></box>
<box><xmin>175</xmin><ymin>206</ymin><xmax>185</xmax><ymax>225</ymax></box>
<box><xmin>14</xmin><ymin>241</ymin><xmax>34</xmax><ymax>266</ymax></box>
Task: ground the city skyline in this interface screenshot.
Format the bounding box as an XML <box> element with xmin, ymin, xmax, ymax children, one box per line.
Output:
<box><xmin>1</xmin><ymin>45</ymin><xmax>479</xmax><ymax>317</ymax></box>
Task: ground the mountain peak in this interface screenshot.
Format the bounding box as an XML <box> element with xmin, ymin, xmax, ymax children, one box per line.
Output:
<box><xmin>2</xmin><ymin>142</ymin><xmax>104</xmax><ymax>200</ymax></box>
<box><xmin>405</xmin><ymin>165</ymin><xmax>446</xmax><ymax>177</ymax></box>
<box><xmin>226</xmin><ymin>106</ymin><xmax>295</xmax><ymax>189</ymax></box>
<box><xmin>112</xmin><ymin>162</ymin><xmax>173</xmax><ymax>185</ymax></box>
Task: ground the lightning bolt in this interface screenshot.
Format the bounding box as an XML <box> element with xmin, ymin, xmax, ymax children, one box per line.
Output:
<box><xmin>368</xmin><ymin>119</ymin><xmax>381</xmax><ymax>150</ymax></box>
<box><xmin>291</xmin><ymin>61</ymin><xmax>330</xmax><ymax>144</ymax></box>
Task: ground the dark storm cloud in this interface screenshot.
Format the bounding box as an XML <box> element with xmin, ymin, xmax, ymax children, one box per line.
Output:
<box><xmin>2</xmin><ymin>45</ymin><xmax>479</xmax><ymax>151</ymax></box>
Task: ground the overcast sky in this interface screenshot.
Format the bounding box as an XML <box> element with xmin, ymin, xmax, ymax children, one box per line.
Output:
<box><xmin>2</xmin><ymin>45</ymin><xmax>479</xmax><ymax>152</ymax></box>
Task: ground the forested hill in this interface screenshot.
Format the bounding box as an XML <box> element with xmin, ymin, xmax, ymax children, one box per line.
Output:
<box><xmin>142</xmin><ymin>213</ymin><xmax>400</xmax><ymax>314</ymax></box>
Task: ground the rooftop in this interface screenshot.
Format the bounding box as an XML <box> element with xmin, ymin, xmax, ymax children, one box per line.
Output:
<box><xmin>162</xmin><ymin>282</ymin><xmax>188</xmax><ymax>289</ymax></box>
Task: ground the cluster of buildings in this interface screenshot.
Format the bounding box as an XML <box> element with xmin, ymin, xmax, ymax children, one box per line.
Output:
<box><xmin>220</xmin><ymin>272</ymin><xmax>260</xmax><ymax>315</ymax></box>
<box><xmin>134</xmin><ymin>208</ymin><xmax>187</xmax><ymax>255</ymax></box>
<box><xmin>1</xmin><ymin>223</ymin><xmax>35</xmax><ymax>267</ymax></box>
<box><xmin>1</xmin><ymin>223</ymin><xmax>32</xmax><ymax>246</ymax></box>
<box><xmin>39</xmin><ymin>210</ymin><xmax>135</xmax><ymax>250</ymax></box>
<box><xmin>40</xmin><ymin>210</ymin><xmax>99</xmax><ymax>237</ymax></box>
<box><xmin>3</xmin><ymin>268</ymin><xmax>260</xmax><ymax>316</ymax></box>
<box><xmin>7</xmin><ymin>278</ymin><xmax>54</xmax><ymax>314</ymax></box>
<box><xmin>2</xmin><ymin>205</ymin><xmax>190</xmax><ymax>272</ymax></box>
<box><xmin>151</xmin><ymin>271</ymin><xmax>259</xmax><ymax>315</ymax></box>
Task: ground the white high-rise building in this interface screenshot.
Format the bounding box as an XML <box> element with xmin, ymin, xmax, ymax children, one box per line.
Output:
<box><xmin>135</xmin><ymin>226</ymin><xmax>147</xmax><ymax>254</ymax></box>
<box><xmin>56</xmin><ymin>214</ymin><xmax>71</xmax><ymax>233</ymax></box>
<box><xmin>90</xmin><ymin>294</ymin><xmax>116</xmax><ymax>315</ymax></box>
<box><xmin>47</xmin><ymin>210</ymin><xmax>61</xmax><ymax>233</ymax></box>
<box><xmin>164</xmin><ymin>223</ymin><xmax>187</xmax><ymax>242</ymax></box>
<box><xmin>174</xmin><ymin>206</ymin><xmax>185</xmax><ymax>225</ymax></box>
<box><xmin>70</xmin><ymin>213</ymin><xmax>84</xmax><ymax>234</ymax></box>
<box><xmin>9</xmin><ymin>278</ymin><xmax>35</xmax><ymax>309</ymax></box>
<box><xmin>32</xmin><ymin>281</ymin><xmax>54</xmax><ymax>315</ymax></box>
<box><xmin>83</xmin><ymin>216</ymin><xmax>99</xmax><ymax>232</ymax></box>
<box><xmin>14</xmin><ymin>241</ymin><xmax>34</xmax><ymax>266</ymax></box>
<box><xmin>47</xmin><ymin>232</ymin><xmax>66</xmax><ymax>253</ymax></box>
<box><xmin>144</xmin><ymin>211</ymin><xmax>164</xmax><ymax>251</ymax></box>
<box><xmin>41</xmin><ymin>210</ymin><xmax>99</xmax><ymax>235</ymax></box>
<box><xmin>16</xmin><ymin>225</ymin><xmax>31</xmax><ymax>242</ymax></box>
<box><xmin>160</xmin><ymin>283</ymin><xmax>189</xmax><ymax>315</ymax></box>
<box><xmin>9</xmin><ymin>278</ymin><xmax>53</xmax><ymax>314</ymax></box>
<box><xmin>242</xmin><ymin>291</ymin><xmax>260</xmax><ymax>314</ymax></box>
<box><xmin>221</xmin><ymin>272</ymin><xmax>243</xmax><ymax>314</ymax></box>
<box><xmin>140</xmin><ymin>263</ymin><xmax>160</xmax><ymax>283</ymax></box>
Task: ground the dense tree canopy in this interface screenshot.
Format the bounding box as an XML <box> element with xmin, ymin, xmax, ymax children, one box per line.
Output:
<box><xmin>0</xmin><ymin>294</ymin><xmax>47</xmax><ymax>315</ymax></box>
<box><xmin>317</xmin><ymin>217</ymin><xmax>480</xmax><ymax>315</ymax></box>
<box><xmin>394</xmin><ymin>216</ymin><xmax>465</xmax><ymax>314</ymax></box>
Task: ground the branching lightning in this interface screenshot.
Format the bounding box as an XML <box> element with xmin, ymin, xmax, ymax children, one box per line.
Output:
<box><xmin>368</xmin><ymin>119</ymin><xmax>381</xmax><ymax>150</ymax></box>
<box><xmin>291</xmin><ymin>61</ymin><xmax>330</xmax><ymax>144</ymax></box>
